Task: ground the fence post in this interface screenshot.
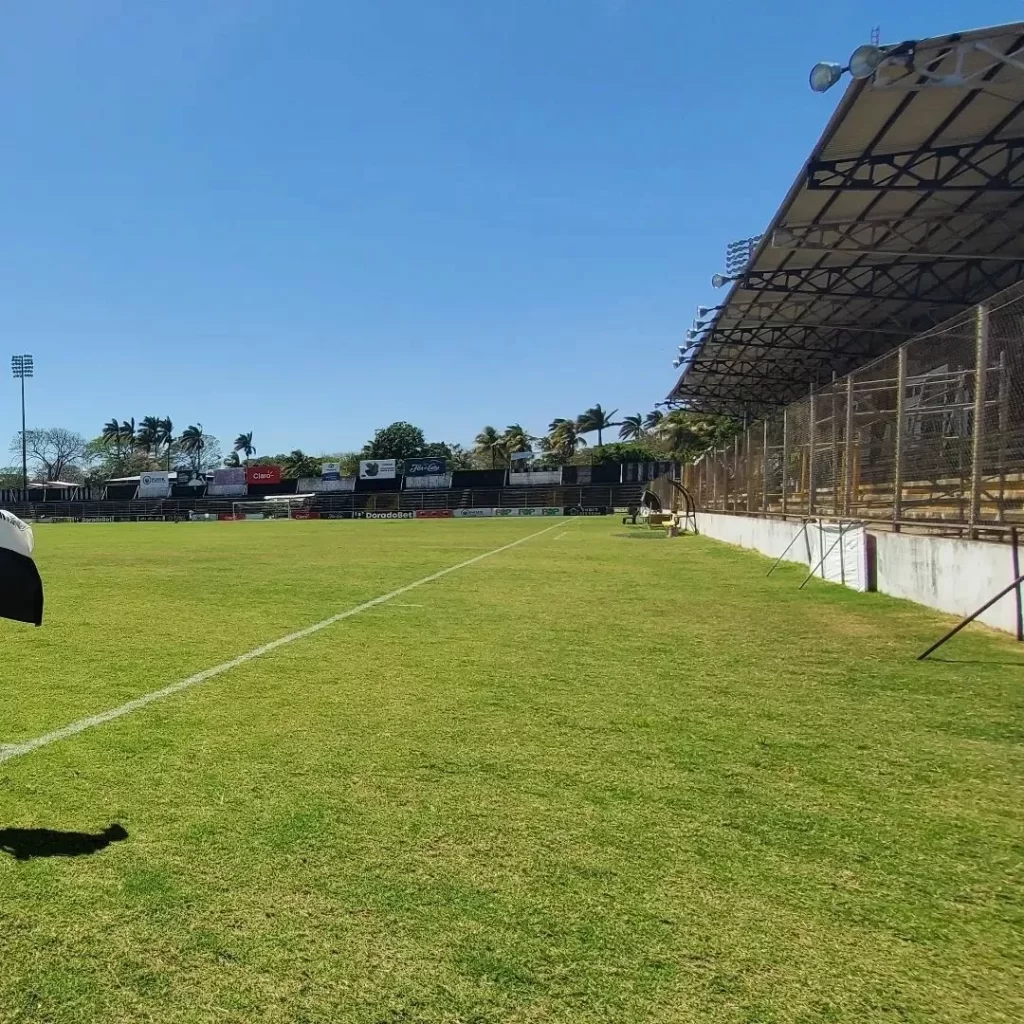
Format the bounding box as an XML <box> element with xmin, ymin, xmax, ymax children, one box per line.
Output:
<box><xmin>998</xmin><ymin>349</ymin><xmax>1008</xmax><ymax>522</ymax></box>
<box><xmin>969</xmin><ymin>303</ymin><xmax>989</xmax><ymax>539</ymax></box>
<box><xmin>893</xmin><ymin>346</ymin><xmax>907</xmax><ymax>531</ymax></box>
<box><xmin>722</xmin><ymin>447</ymin><xmax>730</xmax><ymax>510</ymax></box>
<box><xmin>831</xmin><ymin>373</ymin><xmax>839</xmax><ymax>515</ymax></box>
<box><xmin>733</xmin><ymin>436</ymin><xmax>740</xmax><ymax>511</ymax></box>
<box><xmin>843</xmin><ymin>372</ymin><xmax>855</xmax><ymax>515</ymax></box>
<box><xmin>761</xmin><ymin>418</ymin><xmax>769</xmax><ymax>511</ymax></box>
<box><xmin>781</xmin><ymin>408</ymin><xmax>789</xmax><ymax>515</ymax></box>
<box><xmin>808</xmin><ymin>390</ymin><xmax>817</xmax><ymax>517</ymax></box>
<box><xmin>746</xmin><ymin>427</ymin><xmax>754</xmax><ymax>511</ymax></box>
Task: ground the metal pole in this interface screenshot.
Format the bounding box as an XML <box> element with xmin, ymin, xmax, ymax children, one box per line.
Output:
<box><xmin>997</xmin><ymin>349</ymin><xmax>1008</xmax><ymax>522</ymax></box>
<box><xmin>917</xmin><ymin>572</ymin><xmax>1024</xmax><ymax>660</ymax></box>
<box><xmin>20</xmin><ymin>372</ymin><xmax>27</xmax><ymax>492</ymax></box>
<box><xmin>745</xmin><ymin>426</ymin><xmax>753</xmax><ymax>512</ymax></box>
<box><xmin>761</xmin><ymin>417</ymin><xmax>769</xmax><ymax>512</ymax></box>
<box><xmin>808</xmin><ymin>390</ymin><xmax>816</xmax><ymax>517</ymax></box>
<box><xmin>766</xmin><ymin>519</ymin><xmax>810</xmax><ymax>577</ymax></box>
<box><xmin>1014</xmin><ymin>528</ymin><xmax>1023</xmax><ymax>643</ymax></box>
<box><xmin>892</xmin><ymin>345</ymin><xmax>907</xmax><ymax>531</ymax></box>
<box><xmin>799</xmin><ymin>522</ymin><xmax>847</xmax><ymax>590</ymax></box>
<box><xmin>733</xmin><ymin>435</ymin><xmax>740</xmax><ymax>511</ymax></box>
<box><xmin>843</xmin><ymin>373</ymin><xmax>855</xmax><ymax>515</ymax></box>
<box><xmin>781</xmin><ymin>407</ymin><xmax>789</xmax><ymax>515</ymax></box>
<box><xmin>831</xmin><ymin>373</ymin><xmax>839</xmax><ymax>515</ymax></box>
<box><xmin>968</xmin><ymin>303</ymin><xmax>989</xmax><ymax>539</ymax></box>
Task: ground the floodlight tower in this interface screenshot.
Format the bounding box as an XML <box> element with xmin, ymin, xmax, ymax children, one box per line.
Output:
<box><xmin>11</xmin><ymin>354</ymin><xmax>33</xmax><ymax>491</ymax></box>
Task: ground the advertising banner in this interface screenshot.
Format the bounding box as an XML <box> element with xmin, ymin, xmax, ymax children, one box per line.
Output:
<box><xmin>414</xmin><ymin>509</ymin><xmax>453</xmax><ymax>519</ymax></box>
<box><xmin>246</xmin><ymin>465</ymin><xmax>282</xmax><ymax>485</ymax></box>
<box><xmin>189</xmin><ymin>512</ymin><xmax>218</xmax><ymax>522</ymax></box>
<box><xmin>320</xmin><ymin>510</ymin><xmax>353</xmax><ymax>520</ymax></box>
<box><xmin>454</xmin><ymin>508</ymin><xmax>494</xmax><ymax>518</ymax></box>
<box><xmin>321</xmin><ymin>462</ymin><xmax>341</xmax><ymax>481</ymax></box>
<box><xmin>218</xmin><ymin>512</ymin><xmax>245</xmax><ymax>521</ymax></box>
<box><xmin>510</xmin><ymin>450</ymin><xmax>534</xmax><ymax>462</ymax></box>
<box><xmin>404</xmin><ymin>474</ymin><xmax>451</xmax><ymax>490</ymax></box>
<box><xmin>210</xmin><ymin>467</ymin><xmax>246</xmax><ymax>497</ymax></box>
<box><xmin>291</xmin><ymin>510</ymin><xmax>320</xmax><ymax>520</ymax></box>
<box><xmin>298</xmin><ymin>476</ymin><xmax>355</xmax><ymax>493</ymax></box>
<box><xmin>507</xmin><ymin>469</ymin><xmax>561</xmax><ymax>487</ymax></box>
<box><xmin>494</xmin><ymin>507</ymin><xmax>562</xmax><ymax>518</ymax></box>
<box><xmin>404</xmin><ymin>457</ymin><xmax>447</xmax><ymax>477</ymax></box>
<box><xmin>564</xmin><ymin>506</ymin><xmax>609</xmax><ymax>516</ymax></box>
<box><xmin>176</xmin><ymin>470</ymin><xmax>208</xmax><ymax>489</ymax></box>
<box><xmin>138</xmin><ymin>471</ymin><xmax>170</xmax><ymax>498</ymax></box>
<box><xmin>359</xmin><ymin>459</ymin><xmax>397</xmax><ymax>480</ymax></box>
<box><xmin>353</xmin><ymin>510</ymin><xmax>415</xmax><ymax>520</ymax></box>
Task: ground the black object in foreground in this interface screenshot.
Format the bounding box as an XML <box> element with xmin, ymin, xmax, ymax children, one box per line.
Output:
<box><xmin>0</xmin><ymin>509</ymin><xmax>42</xmax><ymax>626</ymax></box>
<box><xmin>0</xmin><ymin>824</ymin><xmax>128</xmax><ymax>860</ymax></box>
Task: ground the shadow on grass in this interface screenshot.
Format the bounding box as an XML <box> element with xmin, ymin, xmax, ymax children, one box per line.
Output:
<box><xmin>615</xmin><ymin>532</ymin><xmax>667</xmax><ymax>541</ymax></box>
<box><xmin>0</xmin><ymin>824</ymin><xmax>128</xmax><ymax>861</ymax></box>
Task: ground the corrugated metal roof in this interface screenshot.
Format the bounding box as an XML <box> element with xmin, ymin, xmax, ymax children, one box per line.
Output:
<box><xmin>670</xmin><ymin>21</ymin><xmax>1024</xmax><ymax>415</ymax></box>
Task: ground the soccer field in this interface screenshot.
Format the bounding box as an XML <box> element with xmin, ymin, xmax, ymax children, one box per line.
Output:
<box><xmin>0</xmin><ymin>519</ymin><xmax>1021</xmax><ymax>1024</ymax></box>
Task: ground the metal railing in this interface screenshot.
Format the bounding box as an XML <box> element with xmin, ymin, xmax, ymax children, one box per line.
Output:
<box><xmin>685</xmin><ymin>282</ymin><xmax>1024</xmax><ymax>537</ymax></box>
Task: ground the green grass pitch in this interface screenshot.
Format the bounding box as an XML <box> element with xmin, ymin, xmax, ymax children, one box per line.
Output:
<box><xmin>0</xmin><ymin>518</ymin><xmax>1021</xmax><ymax>1023</ymax></box>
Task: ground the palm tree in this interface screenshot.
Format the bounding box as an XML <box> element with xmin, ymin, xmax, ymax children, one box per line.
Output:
<box><xmin>619</xmin><ymin>413</ymin><xmax>645</xmax><ymax>441</ymax></box>
<box><xmin>283</xmin><ymin>449</ymin><xmax>319</xmax><ymax>478</ymax></box>
<box><xmin>120</xmin><ymin>418</ymin><xmax>136</xmax><ymax>455</ymax></box>
<box><xmin>157</xmin><ymin>417</ymin><xmax>174</xmax><ymax>470</ymax></box>
<box><xmin>102</xmin><ymin>418</ymin><xmax>123</xmax><ymax>461</ymax></box>
<box><xmin>502</xmin><ymin>423</ymin><xmax>534</xmax><ymax>456</ymax></box>
<box><xmin>233</xmin><ymin>431</ymin><xmax>256</xmax><ymax>465</ymax></box>
<box><xmin>576</xmin><ymin>404</ymin><xmax>620</xmax><ymax>446</ymax></box>
<box><xmin>548</xmin><ymin>419</ymin><xmax>587</xmax><ymax>462</ymax></box>
<box><xmin>644</xmin><ymin>410</ymin><xmax>664</xmax><ymax>431</ymax></box>
<box><xmin>137</xmin><ymin>416</ymin><xmax>162</xmax><ymax>459</ymax></box>
<box><xmin>179</xmin><ymin>424</ymin><xmax>205</xmax><ymax>472</ymax></box>
<box><xmin>474</xmin><ymin>426</ymin><xmax>505</xmax><ymax>469</ymax></box>
<box><xmin>224</xmin><ymin>451</ymin><xmax>242</xmax><ymax>468</ymax></box>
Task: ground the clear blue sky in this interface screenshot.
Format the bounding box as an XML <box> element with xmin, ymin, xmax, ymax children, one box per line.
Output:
<box><xmin>1</xmin><ymin>0</ymin><xmax>1019</xmax><ymax>458</ymax></box>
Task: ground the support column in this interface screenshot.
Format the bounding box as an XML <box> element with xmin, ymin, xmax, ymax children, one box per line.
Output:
<box><xmin>893</xmin><ymin>346</ymin><xmax>907</xmax><ymax>531</ymax></box>
<box><xmin>781</xmin><ymin>408</ymin><xmax>789</xmax><ymax>515</ymax></box>
<box><xmin>969</xmin><ymin>303</ymin><xmax>989</xmax><ymax>539</ymax></box>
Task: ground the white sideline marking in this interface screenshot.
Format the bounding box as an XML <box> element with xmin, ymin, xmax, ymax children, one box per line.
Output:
<box><xmin>0</xmin><ymin>523</ymin><xmax>562</xmax><ymax>766</ymax></box>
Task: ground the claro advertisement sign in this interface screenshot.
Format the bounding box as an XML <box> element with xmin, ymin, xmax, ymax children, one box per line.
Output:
<box><xmin>245</xmin><ymin>465</ymin><xmax>282</xmax><ymax>485</ymax></box>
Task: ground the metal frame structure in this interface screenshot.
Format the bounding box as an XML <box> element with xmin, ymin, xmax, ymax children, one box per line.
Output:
<box><xmin>670</xmin><ymin>22</ymin><xmax>1024</xmax><ymax>416</ymax></box>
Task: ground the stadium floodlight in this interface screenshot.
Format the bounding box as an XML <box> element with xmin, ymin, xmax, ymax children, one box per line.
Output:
<box><xmin>696</xmin><ymin>305</ymin><xmax>721</xmax><ymax>318</ymax></box>
<box><xmin>685</xmin><ymin>328</ymin><xmax>701</xmax><ymax>340</ymax></box>
<box><xmin>11</xmin><ymin>355</ymin><xmax>33</xmax><ymax>492</ymax></box>
<box><xmin>809</xmin><ymin>61</ymin><xmax>844</xmax><ymax>93</ymax></box>
<box><xmin>711</xmin><ymin>273</ymin><xmax>740</xmax><ymax>289</ymax></box>
<box><xmin>672</xmin><ymin>357</ymin><xmax>682</xmax><ymax>369</ymax></box>
<box><xmin>849</xmin><ymin>44</ymin><xmax>886</xmax><ymax>79</ymax></box>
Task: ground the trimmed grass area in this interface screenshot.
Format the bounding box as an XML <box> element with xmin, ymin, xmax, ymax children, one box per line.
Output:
<box><xmin>0</xmin><ymin>518</ymin><xmax>1021</xmax><ymax>1023</ymax></box>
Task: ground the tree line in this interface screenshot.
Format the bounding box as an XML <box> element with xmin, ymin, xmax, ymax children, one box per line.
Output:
<box><xmin>1</xmin><ymin>406</ymin><xmax>738</xmax><ymax>486</ymax></box>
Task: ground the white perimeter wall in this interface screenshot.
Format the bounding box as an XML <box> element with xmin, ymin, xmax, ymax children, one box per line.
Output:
<box><xmin>694</xmin><ymin>511</ymin><xmax>1022</xmax><ymax>635</ymax></box>
<box><xmin>873</xmin><ymin>531</ymin><xmax>1019</xmax><ymax>635</ymax></box>
<box><xmin>694</xmin><ymin>512</ymin><xmax>868</xmax><ymax>591</ymax></box>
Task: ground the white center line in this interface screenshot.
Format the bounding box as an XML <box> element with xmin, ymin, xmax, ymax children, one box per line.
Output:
<box><xmin>0</xmin><ymin>522</ymin><xmax>562</xmax><ymax>766</ymax></box>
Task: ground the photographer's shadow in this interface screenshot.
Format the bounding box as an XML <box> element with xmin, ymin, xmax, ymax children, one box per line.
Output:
<box><xmin>0</xmin><ymin>824</ymin><xmax>128</xmax><ymax>861</ymax></box>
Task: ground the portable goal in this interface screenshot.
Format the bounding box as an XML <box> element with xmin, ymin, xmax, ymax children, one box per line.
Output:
<box><xmin>231</xmin><ymin>495</ymin><xmax>315</xmax><ymax>520</ymax></box>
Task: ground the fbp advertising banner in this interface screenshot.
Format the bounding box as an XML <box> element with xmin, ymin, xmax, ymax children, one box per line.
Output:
<box><xmin>139</xmin><ymin>471</ymin><xmax>170</xmax><ymax>498</ymax></box>
<box><xmin>359</xmin><ymin>459</ymin><xmax>397</xmax><ymax>480</ymax></box>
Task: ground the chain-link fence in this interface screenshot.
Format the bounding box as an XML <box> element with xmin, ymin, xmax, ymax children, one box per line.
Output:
<box><xmin>684</xmin><ymin>281</ymin><xmax>1024</xmax><ymax>535</ymax></box>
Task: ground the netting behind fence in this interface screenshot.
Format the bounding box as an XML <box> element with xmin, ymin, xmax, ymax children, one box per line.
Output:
<box><xmin>685</xmin><ymin>281</ymin><xmax>1024</xmax><ymax>530</ymax></box>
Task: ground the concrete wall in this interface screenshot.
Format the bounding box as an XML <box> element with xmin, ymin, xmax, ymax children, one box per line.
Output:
<box><xmin>873</xmin><ymin>531</ymin><xmax>1020</xmax><ymax>635</ymax></box>
<box><xmin>694</xmin><ymin>512</ymin><xmax>868</xmax><ymax>591</ymax></box>
<box><xmin>693</xmin><ymin>511</ymin><xmax>1022</xmax><ymax>635</ymax></box>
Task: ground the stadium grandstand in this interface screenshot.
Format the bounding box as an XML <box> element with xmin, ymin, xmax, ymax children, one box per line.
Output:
<box><xmin>669</xmin><ymin>21</ymin><xmax>1024</xmax><ymax>537</ymax></box>
<box><xmin>0</xmin><ymin>461</ymin><xmax>671</xmax><ymax>523</ymax></box>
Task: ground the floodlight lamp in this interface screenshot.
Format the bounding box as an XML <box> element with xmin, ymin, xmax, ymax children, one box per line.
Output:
<box><xmin>685</xmin><ymin>328</ymin><xmax>699</xmax><ymax>340</ymax></box>
<box><xmin>848</xmin><ymin>44</ymin><xmax>885</xmax><ymax>80</ymax></box>
<box><xmin>711</xmin><ymin>273</ymin><xmax>733</xmax><ymax>289</ymax></box>
<box><xmin>672</xmin><ymin>357</ymin><xmax>682</xmax><ymax>369</ymax></box>
<box><xmin>809</xmin><ymin>61</ymin><xmax>844</xmax><ymax>93</ymax></box>
<box><xmin>696</xmin><ymin>305</ymin><xmax>720</xmax><ymax>318</ymax></box>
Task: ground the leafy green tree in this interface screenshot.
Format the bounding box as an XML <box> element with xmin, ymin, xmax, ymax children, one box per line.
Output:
<box><xmin>224</xmin><ymin>451</ymin><xmax>242</xmax><ymax>468</ymax></box>
<box><xmin>283</xmin><ymin>449</ymin><xmax>321</xmax><ymax>478</ymax></box>
<box><xmin>586</xmin><ymin>441</ymin><xmax>661</xmax><ymax>465</ymax></box>
<box><xmin>653</xmin><ymin>411</ymin><xmax>741</xmax><ymax>461</ymax></box>
<box><xmin>644</xmin><ymin>410</ymin><xmax>664</xmax><ymax>431</ymax></box>
<box><xmin>576</xmin><ymin>404</ymin><xmax>620</xmax><ymax>446</ymax></box>
<box><xmin>362</xmin><ymin>422</ymin><xmax>426</xmax><ymax>461</ymax></box>
<box><xmin>473</xmin><ymin>426</ymin><xmax>505</xmax><ymax>469</ymax></box>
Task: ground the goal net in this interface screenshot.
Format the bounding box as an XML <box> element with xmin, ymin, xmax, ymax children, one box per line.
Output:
<box><xmin>231</xmin><ymin>495</ymin><xmax>315</xmax><ymax>520</ymax></box>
